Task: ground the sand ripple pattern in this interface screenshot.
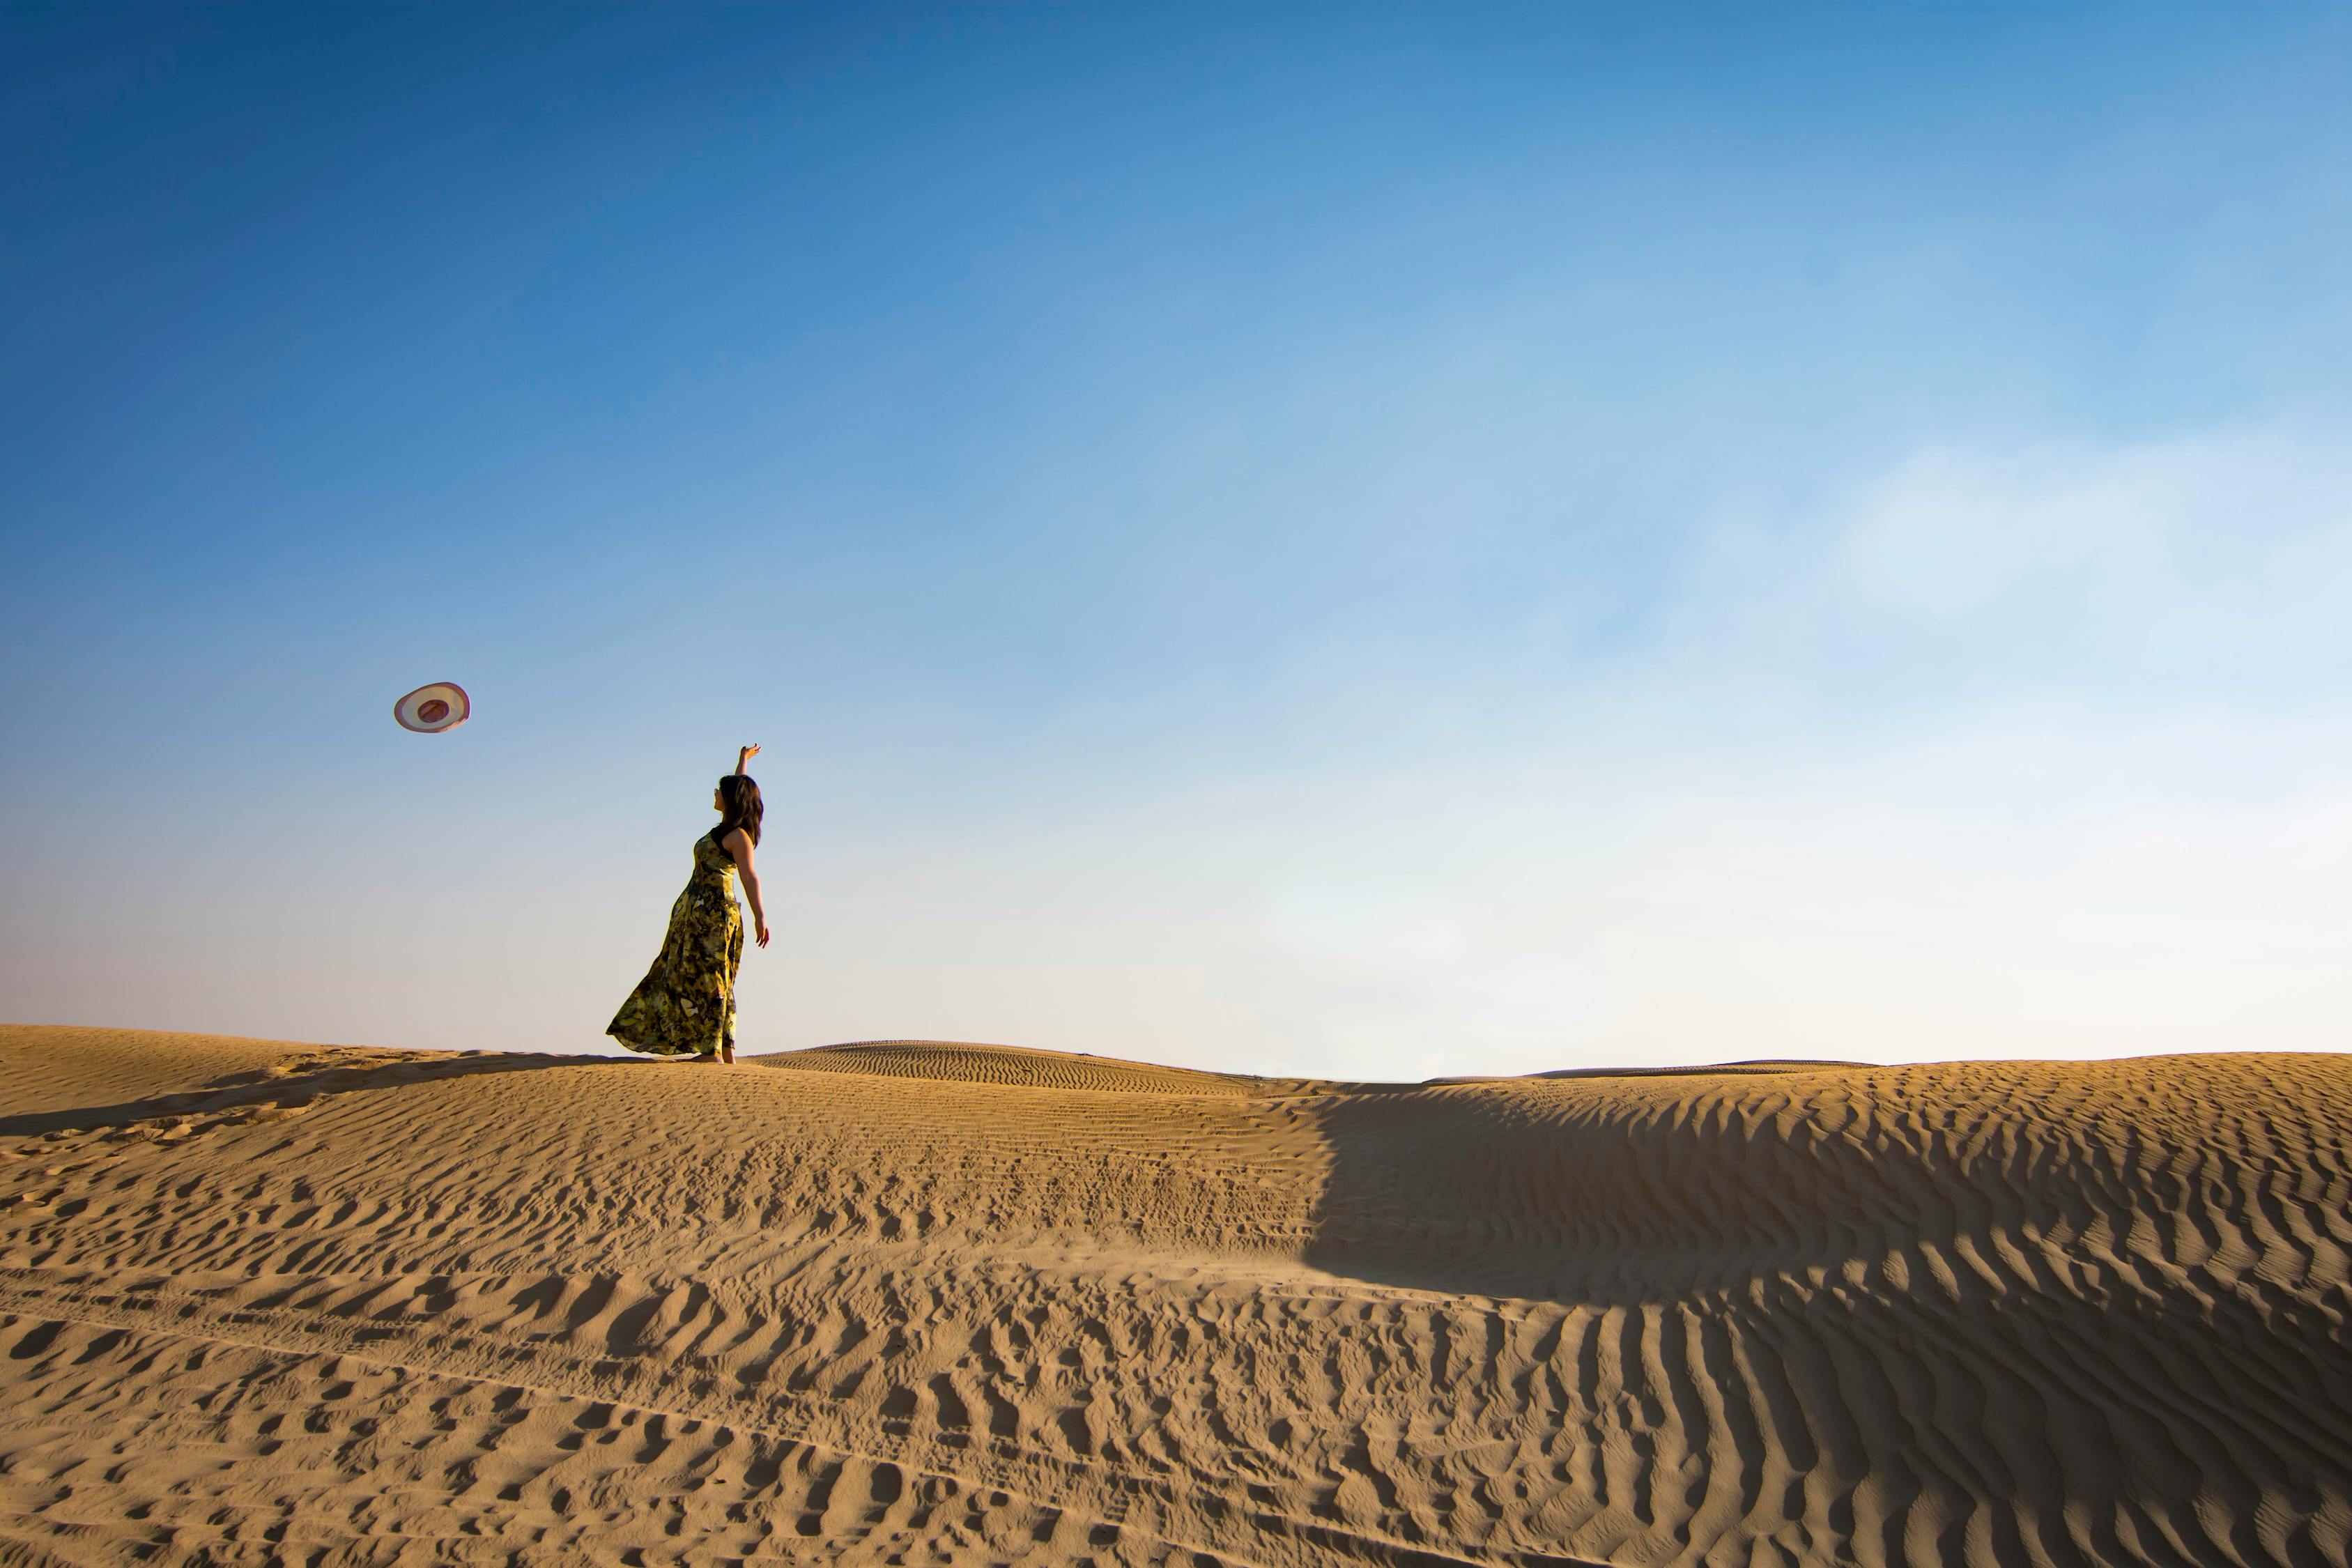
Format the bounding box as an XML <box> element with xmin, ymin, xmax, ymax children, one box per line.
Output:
<box><xmin>0</xmin><ymin>1025</ymin><xmax>2345</xmax><ymax>1568</ymax></box>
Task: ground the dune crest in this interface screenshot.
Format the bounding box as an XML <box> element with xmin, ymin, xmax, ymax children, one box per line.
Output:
<box><xmin>1</xmin><ymin>1024</ymin><xmax>2346</xmax><ymax>1567</ymax></box>
<box><xmin>760</xmin><ymin>1040</ymin><xmax>1278</xmax><ymax>1096</ymax></box>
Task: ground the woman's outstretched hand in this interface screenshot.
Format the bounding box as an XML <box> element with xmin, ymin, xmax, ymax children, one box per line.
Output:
<box><xmin>737</xmin><ymin>743</ymin><xmax>761</xmax><ymax>773</ymax></box>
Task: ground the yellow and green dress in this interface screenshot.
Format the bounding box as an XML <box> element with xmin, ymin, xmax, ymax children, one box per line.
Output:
<box><xmin>608</xmin><ymin>829</ymin><xmax>744</xmax><ymax>1058</ymax></box>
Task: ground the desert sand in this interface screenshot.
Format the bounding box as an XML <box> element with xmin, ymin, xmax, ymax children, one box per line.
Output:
<box><xmin>1</xmin><ymin>1024</ymin><xmax>2346</xmax><ymax>1568</ymax></box>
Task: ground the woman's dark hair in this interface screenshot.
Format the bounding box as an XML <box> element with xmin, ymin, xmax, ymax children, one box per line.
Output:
<box><xmin>715</xmin><ymin>774</ymin><xmax>764</xmax><ymax>847</ymax></box>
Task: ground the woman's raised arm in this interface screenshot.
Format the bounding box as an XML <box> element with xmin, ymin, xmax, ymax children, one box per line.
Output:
<box><xmin>735</xmin><ymin>743</ymin><xmax>761</xmax><ymax>776</ymax></box>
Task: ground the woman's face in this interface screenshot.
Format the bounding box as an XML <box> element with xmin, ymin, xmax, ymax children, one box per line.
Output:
<box><xmin>712</xmin><ymin>787</ymin><xmax>725</xmax><ymax>814</ymax></box>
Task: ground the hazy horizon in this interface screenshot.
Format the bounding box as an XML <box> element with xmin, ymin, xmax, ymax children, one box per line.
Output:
<box><xmin>7</xmin><ymin>6</ymin><xmax>2351</xmax><ymax>1079</ymax></box>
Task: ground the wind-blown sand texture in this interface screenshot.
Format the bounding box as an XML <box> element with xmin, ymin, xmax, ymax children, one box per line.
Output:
<box><xmin>1</xmin><ymin>1025</ymin><xmax>2346</xmax><ymax>1568</ymax></box>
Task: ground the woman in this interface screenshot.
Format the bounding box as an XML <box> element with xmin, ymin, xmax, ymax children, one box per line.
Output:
<box><xmin>608</xmin><ymin>744</ymin><xmax>771</xmax><ymax>1064</ymax></box>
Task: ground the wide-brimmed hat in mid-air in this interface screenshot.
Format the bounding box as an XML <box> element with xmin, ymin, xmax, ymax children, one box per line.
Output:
<box><xmin>394</xmin><ymin>682</ymin><xmax>470</xmax><ymax>733</ymax></box>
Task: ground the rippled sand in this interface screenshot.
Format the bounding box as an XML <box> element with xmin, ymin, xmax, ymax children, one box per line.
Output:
<box><xmin>1</xmin><ymin>1024</ymin><xmax>2346</xmax><ymax>1567</ymax></box>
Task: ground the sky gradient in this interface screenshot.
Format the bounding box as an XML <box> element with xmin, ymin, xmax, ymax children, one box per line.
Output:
<box><xmin>6</xmin><ymin>5</ymin><xmax>2351</xmax><ymax>1079</ymax></box>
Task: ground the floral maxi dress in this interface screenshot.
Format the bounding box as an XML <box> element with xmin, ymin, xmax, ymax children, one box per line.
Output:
<box><xmin>608</xmin><ymin>830</ymin><xmax>744</xmax><ymax>1058</ymax></box>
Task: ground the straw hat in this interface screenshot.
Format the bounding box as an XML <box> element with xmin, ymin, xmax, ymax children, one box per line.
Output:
<box><xmin>394</xmin><ymin>681</ymin><xmax>470</xmax><ymax>733</ymax></box>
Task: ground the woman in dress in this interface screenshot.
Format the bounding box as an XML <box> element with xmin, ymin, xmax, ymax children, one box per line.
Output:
<box><xmin>608</xmin><ymin>744</ymin><xmax>771</xmax><ymax>1064</ymax></box>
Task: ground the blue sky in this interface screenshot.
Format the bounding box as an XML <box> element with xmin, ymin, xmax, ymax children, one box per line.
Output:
<box><xmin>6</xmin><ymin>6</ymin><xmax>2350</xmax><ymax>1075</ymax></box>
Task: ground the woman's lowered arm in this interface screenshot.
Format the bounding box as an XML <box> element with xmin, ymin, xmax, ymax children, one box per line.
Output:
<box><xmin>725</xmin><ymin>829</ymin><xmax>771</xmax><ymax>948</ymax></box>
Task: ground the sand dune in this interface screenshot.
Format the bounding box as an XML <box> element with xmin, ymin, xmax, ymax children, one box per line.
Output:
<box><xmin>1</xmin><ymin>1024</ymin><xmax>2346</xmax><ymax>1568</ymax></box>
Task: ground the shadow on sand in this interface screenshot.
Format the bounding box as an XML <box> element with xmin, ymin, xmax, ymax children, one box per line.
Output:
<box><xmin>1293</xmin><ymin>1070</ymin><xmax>1933</xmax><ymax>1302</ymax></box>
<box><xmin>1292</xmin><ymin>1069</ymin><xmax>2352</xmax><ymax>1538</ymax></box>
